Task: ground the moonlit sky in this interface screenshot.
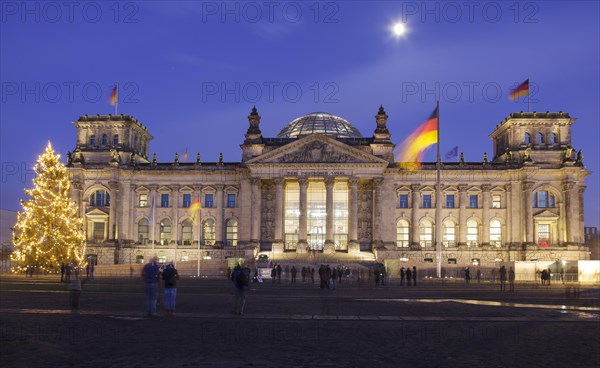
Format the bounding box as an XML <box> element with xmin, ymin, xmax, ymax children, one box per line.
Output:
<box><xmin>1</xmin><ymin>1</ymin><xmax>598</xmax><ymax>227</ymax></box>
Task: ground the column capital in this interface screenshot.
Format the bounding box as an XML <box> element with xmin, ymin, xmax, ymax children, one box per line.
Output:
<box><xmin>458</xmin><ymin>184</ymin><xmax>468</xmax><ymax>192</ymax></box>
<box><xmin>215</xmin><ymin>184</ymin><xmax>225</xmax><ymax>191</ymax></box>
<box><xmin>298</xmin><ymin>177</ymin><xmax>309</xmax><ymax>186</ymax></box>
<box><xmin>72</xmin><ymin>181</ymin><xmax>83</xmax><ymax>191</ymax></box>
<box><xmin>273</xmin><ymin>177</ymin><xmax>284</xmax><ymax>185</ymax></box>
<box><xmin>349</xmin><ymin>176</ymin><xmax>360</xmax><ymax>185</ymax></box>
<box><xmin>250</xmin><ymin>177</ymin><xmax>261</xmax><ymax>186</ymax></box>
<box><xmin>410</xmin><ymin>184</ymin><xmax>421</xmax><ymax>192</ymax></box>
<box><xmin>108</xmin><ymin>181</ymin><xmax>120</xmax><ymax>190</ymax></box>
<box><xmin>373</xmin><ymin>177</ymin><xmax>384</xmax><ymax>187</ymax></box>
<box><xmin>148</xmin><ymin>184</ymin><xmax>158</xmax><ymax>191</ymax></box>
<box><xmin>325</xmin><ymin>176</ymin><xmax>335</xmax><ymax>187</ymax></box>
<box><xmin>171</xmin><ymin>184</ymin><xmax>180</xmax><ymax>192</ymax></box>
<box><xmin>194</xmin><ymin>185</ymin><xmax>203</xmax><ymax>192</ymax></box>
<box><xmin>505</xmin><ymin>184</ymin><xmax>512</xmax><ymax>192</ymax></box>
<box><xmin>578</xmin><ymin>185</ymin><xmax>586</xmax><ymax>195</ymax></box>
<box><xmin>562</xmin><ymin>181</ymin><xmax>575</xmax><ymax>191</ymax></box>
<box><xmin>522</xmin><ymin>181</ymin><xmax>534</xmax><ymax>191</ymax></box>
<box><xmin>481</xmin><ymin>184</ymin><xmax>492</xmax><ymax>192</ymax></box>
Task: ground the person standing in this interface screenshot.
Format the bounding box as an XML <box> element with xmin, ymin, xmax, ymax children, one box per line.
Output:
<box><xmin>331</xmin><ymin>267</ymin><xmax>337</xmax><ymax>290</ymax></box>
<box><xmin>400</xmin><ymin>267</ymin><xmax>405</xmax><ymax>286</ymax></box>
<box><xmin>142</xmin><ymin>256</ymin><xmax>160</xmax><ymax>316</ymax></box>
<box><xmin>270</xmin><ymin>266</ymin><xmax>277</xmax><ymax>283</ymax></box>
<box><xmin>65</xmin><ymin>263</ymin><xmax>71</xmax><ymax>282</ymax></box>
<box><xmin>412</xmin><ymin>266</ymin><xmax>417</xmax><ymax>287</ymax></box>
<box><xmin>284</xmin><ymin>265</ymin><xmax>290</xmax><ymax>283</ymax></box>
<box><xmin>60</xmin><ymin>263</ymin><xmax>66</xmax><ymax>283</ymax></box>
<box><xmin>301</xmin><ymin>266</ymin><xmax>307</xmax><ymax>283</ymax></box>
<box><xmin>465</xmin><ymin>267</ymin><xmax>471</xmax><ymax>285</ymax></box>
<box><xmin>291</xmin><ymin>266</ymin><xmax>297</xmax><ymax>284</ymax></box>
<box><xmin>405</xmin><ymin>267</ymin><xmax>412</xmax><ymax>287</ymax></box>
<box><xmin>276</xmin><ymin>264</ymin><xmax>282</xmax><ymax>283</ymax></box>
<box><xmin>310</xmin><ymin>266</ymin><xmax>315</xmax><ymax>284</ymax></box>
<box><xmin>476</xmin><ymin>269</ymin><xmax>481</xmax><ymax>284</ymax></box>
<box><xmin>547</xmin><ymin>268</ymin><xmax>552</xmax><ymax>286</ymax></box>
<box><xmin>68</xmin><ymin>266</ymin><xmax>84</xmax><ymax>313</ymax></box>
<box><xmin>499</xmin><ymin>265</ymin><xmax>507</xmax><ymax>291</ymax></box>
<box><xmin>508</xmin><ymin>266</ymin><xmax>515</xmax><ymax>292</ymax></box>
<box><xmin>162</xmin><ymin>262</ymin><xmax>179</xmax><ymax>316</ymax></box>
<box><xmin>232</xmin><ymin>264</ymin><xmax>250</xmax><ymax>315</ymax></box>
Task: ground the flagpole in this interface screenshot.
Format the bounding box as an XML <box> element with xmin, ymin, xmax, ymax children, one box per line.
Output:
<box><xmin>527</xmin><ymin>77</ymin><xmax>530</xmax><ymax>112</ymax></box>
<box><xmin>152</xmin><ymin>191</ymin><xmax>156</xmax><ymax>251</ymax></box>
<box><xmin>197</xmin><ymin>195</ymin><xmax>201</xmax><ymax>277</ymax></box>
<box><xmin>115</xmin><ymin>81</ymin><xmax>119</xmax><ymax>115</ymax></box>
<box><xmin>435</xmin><ymin>100</ymin><xmax>442</xmax><ymax>279</ymax></box>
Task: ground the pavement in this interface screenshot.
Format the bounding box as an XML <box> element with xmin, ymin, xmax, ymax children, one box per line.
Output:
<box><xmin>1</xmin><ymin>275</ymin><xmax>599</xmax><ymax>368</ymax></box>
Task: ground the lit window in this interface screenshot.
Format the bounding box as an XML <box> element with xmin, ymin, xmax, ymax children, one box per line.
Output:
<box><xmin>159</xmin><ymin>219</ymin><xmax>171</xmax><ymax>245</ymax></box>
<box><xmin>113</xmin><ymin>134</ymin><xmax>119</xmax><ymax>145</ymax></box>
<box><xmin>490</xmin><ymin>219</ymin><xmax>502</xmax><ymax>246</ymax></box>
<box><xmin>524</xmin><ymin>133</ymin><xmax>531</xmax><ymax>144</ymax></box>
<box><xmin>205</xmin><ymin>194</ymin><xmax>213</xmax><ymax>208</ymax></box>
<box><xmin>419</xmin><ymin>219</ymin><xmax>433</xmax><ymax>247</ymax></box>
<box><xmin>101</xmin><ymin>134</ymin><xmax>108</xmax><ymax>145</ymax></box>
<box><xmin>399</xmin><ymin>194</ymin><xmax>409</xmax><ymax>208</ymax></box>
<box><xmin>226</xmin><ymin>218</ymin><xmax>238</xmax><ymax>246</ymax></box>
<box><xmin>446</xmin><ymin>194</ymin><xmax>455</xmax><ymax>208</ymax></box>
<box><xmin>284</xmin><ymin>182</ymin><xmax>300</xmax><ymax>251</ymax></box>
<box><xmin>422</xmin><ymin>194</ymin><xmax>432</xmax><ymax>208</ymax></box>
<box><xmin>533</xmin><ymin>191</ymin><xmax>555</xmax><ymax>208</ymax></box>
<box><xmin>333</xmin><ymin>181</ymin><xmax>348</xmax><ymax>251</ymax></box>
<box><xmin>442</xmin><ymin>220</ymin><xmax>455</xmax><ymax>247</ymax></box>
<box><xmin>492</xmin><ymin>195</ymin><xmax>501</xmax><ymax>208</ymax></box>
<box><xmin>467</xmin><ymin>220</ymin><xmax>479</xmax><ymax>246</ymax></box>
<box><xmin>138</xmin><ymin>218</ymin><xmax>149</xmax><ymax>243</ymax></box>
<box><xmin>181</xmin><ymin>219</ymin><xmax>193</xmax><ymax>245</ymax></box>
<box><xmin>161</xmin><ymin>194</ymin><xmax>169</xmax><ymax>208</ymax></box>
<box><xmin>469</xmin><ymin>194</ymin><xmax>478</xmax><ymax>208</ymax></box>
<box><xmin>396</xmin><ymin>219</ymin><xmax>409</xmax><ymax>247</ymax></box>
<box><xmin>537</xmin><ymin>224</ymin><xmax>550</xmax><ymax>244</ymax></box>
<box><xmin>227</xmin><ymin>194</ymin><xmax>236</xmax><ymax>208</ymax></box>
<box><xmin>182</xmin><ymin>194</ymin><xmax>191</xmax><ymax>208</ymax></box>
<box><xmin>89</xmin><ymin>190</ymin><xmax>110</xmax><ymax>207</ymax></box>
<box><xmin>139</xmin><ymin>194</ymin><xmax>148</xmax><ymax>207</ymax></box>
<box><xmin>203</xmin><ymin>219</ymin><xmax>216</xmax><ymax>246</ymax></box>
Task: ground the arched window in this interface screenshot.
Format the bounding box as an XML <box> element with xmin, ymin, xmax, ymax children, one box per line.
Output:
<box><xmin>419</xmin><ymin>219</ymin><xmax>433</xmax><ymax>247</ymax></box>
<box><xmin>89</xmin><ymin>135</ymin><xmax>96</xmax><ymax>145</ymax></box>
<box><xmin>396</xmin><ymin>219</ymin><xmax>409</xmax><ymax>247</ymax></box>
<box><xmin>524</xmin><ymin>133</ymin><xmax>531</xmax><ymax>144</ymax></box>
<box><xmin>138</xmin><ymin>218</ymin><xmax>149</xmax><ymax>244</ymax></box>
<box><xmin>159</xmin><ymin>219</ymin><xmax>171</xmax><ymax>245</ymax></box>
<box><xmin>89</xmin><ymin>190</ymin><xmax>110</xmax><ymax>207</ymax></box>
<box><xmin>442</xmin><ymin>219</ymin><xmax>456</xmax><ymax>247</ymax></box>
<box><xmin>490</xmin><ymin>219</ymin><xmax>502</xmax><ymax>247</ymax></box>
<box><xmin>113</xmin><ymin>134</ymin><xmax>119</xmax><ymax>145</ymax></box>
<box><xmin>101</xmin><ymin>134</ymin><xmax>108</xmax><ymax>145</ymax></box>
<box><xmin>226</xmin><ymin>218</ymin><xmax>238</xmax><ymax>246</ymax></box>
<box><xmin>467</xmin><ymin>219</ymin><xmax>479</xmax><ymax>246</ymax></box>
<box><xmin>533</xmin><ymin>190</ymin><xmax>556</xmax><ymax>208</ymax></box>
<box><xmin>203</xmin><ymin>219</ymin><xmax>216</xmax><ymax>246</ymax></box>
<box><xmin>550</xmin><ymin>132</ymin><xmax>558</xmax><ymax>144</ymax></box>
<box><xmin>181</xmin><ymin>219</ymin><xmax>193</xmax><ymax>245</ymax></box>
<box><xmin>537</xmin><ymin>132</ymin><xmax>545</xmax><ymax>144</ymax></box>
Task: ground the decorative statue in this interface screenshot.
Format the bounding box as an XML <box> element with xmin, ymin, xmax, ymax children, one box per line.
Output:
<box><xmin>565</xmin><ymin>147</ymin><xmax>574</xmax><ymax>161</ymax></box>
<box><xmin>67</xmin><ymin>151</ymin><xmax>73</xmax><ymax>165</ymax></box>
<box><xmin>174</xmin><ymin>152</ymin><xmax>179</xmax><ymax>164</ymax></box>
<box><xmin>523</xmin><ymin>147</ymin><xmax>532</xmax><ymax>162</ymax></box>
<box><xmin>219</xmin><ymin>153</ymin><xmax>223</xmax><ymax>164</ymax></box>
<box><xmin>130</xmin><ymin>152</ymin><xmax>136</xmax><ymax>164</ymax></box>
<box><xmin>576</xmin><ymin>149</ymin><xmax>583</xmax><ymax>163</ymax></box>
<box><xmin>110</xmin><ymin>149</ymin><xmax>120</xmax><ymax>163</ymax></box>
<box><xmin>196</xmin><ymin>153</ymin><xmax>201</xmax><ymax>164</ymax></box>
<box><xmin>506</xmin><ymin>151</ymin><xmax>513</xmax><ymax>163</ymax></box>
<box><xmin>459</xmin><ymin>152</ymin><xmax>465</xmax><ymax>164</ymax></box>
<box><xmin>483</xmin><ymin>152</ymin><xmax>488</xmax><ymax>163</ymax></box>
<box><xmin>152</xmin><ymin>153</ymin><xmax>157</xmax><ymax>165</ymax></box>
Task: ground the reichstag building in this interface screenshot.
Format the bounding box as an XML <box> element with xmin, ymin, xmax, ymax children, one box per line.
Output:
<box><xmin>66</xmin><ymin>106</ymin><xmax>590</xmax><ymax>273</ymax></box>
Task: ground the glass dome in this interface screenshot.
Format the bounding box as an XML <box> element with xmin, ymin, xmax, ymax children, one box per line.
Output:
<box><xmin>277</xmin><ymin>112</ymin><xmax>363</xmax><ymax>139</ymax></box>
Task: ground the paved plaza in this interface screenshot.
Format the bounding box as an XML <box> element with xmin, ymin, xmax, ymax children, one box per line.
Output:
<box><xmin>1</xmin><ymin>276</ymin><xmax>599</xmax><ymax>368</ymax></box>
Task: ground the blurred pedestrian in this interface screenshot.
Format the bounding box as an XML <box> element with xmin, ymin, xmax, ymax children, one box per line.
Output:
<box><xmin>476</xmin><ymin>269</ymin><xmax>481</xmax><ymax>284</ymax></box>
<box><xmin>412</xmin><ymin>266</ymin><xmax>417</xmax><ymax>286</ymax></box>
<box><xmin>301</xmin><ymin>266</ymin><xmax>307</xmax><ymax>283</ymax></box>
<box><xmin>331</xmin><ymin>267</ymin><xmax>337</xmax><ymax>290</ymax></box>
<box><xmin>499</xmin><ymin>265</ymin><xmax>507</xmax><ymax>291</ymax></box>
<box><xmin>508</xmin><ymin>266</ymin><xmax>515</xmax><ymax>292</ymax></box>
<box><xmin>60</xmin><ymin>263</ymin><xmax>66</xmax><ymax>283</ymax></box>
<box><xmin>142</xmin><ymin>256</ymin><xmax>160</xmax><ymax>316</ymax></box>
<box><xmin>65</xmin><ymin>263</ymin><xmax>71</xmax><ymax>282</ymax></box>
<box><xmin>406</xmin><ymin>267</ymin><xmax>412</xmax><ymax>287</ymax></box>
<box><xmin>276</xmin><ymin>264</ymin><xmax>282</xmax><ymax>283</ymax></box>
<box><xmin>68</xmin><ymin>266</ymin><xmax>84</xmax><ymax>313</ymax></box>
<box><xmin>465</xmin><ymin>267</ymin><xmax>471</xmax><ymax>284</ymax></box>
<box><xmin>162</xmin><ymin>262</ymin><xmax>179</xmax><ymax>316</ymax></box>
<box><xmin>271</xmin><ymin>266</ymin><xmax>277</xmax><ymax>283</ymax></box>
<box><xmin>310</xmin><ymin>267</ymin><xmax>315</xmax><ymax>284</ymax></box>
<box><xmin>400</xmin><ymin>267</ymin><xmax>405</xmax><ymax>286</ymax></box>
<box><xmin>291</xmin><ymin>266</ymin><xmax>297</xmax><ymax>284</ymax></box>
<box><xmin>232</xmin><ymin>264</ymin><xmax>250</xmax><ymax>315</ymax></box>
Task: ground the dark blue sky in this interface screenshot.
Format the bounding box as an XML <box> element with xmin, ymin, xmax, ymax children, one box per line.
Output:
<box><xmin>1</xmin><ymin>1</ymin><xmax>598</xmax><ymax>227</ymax></box>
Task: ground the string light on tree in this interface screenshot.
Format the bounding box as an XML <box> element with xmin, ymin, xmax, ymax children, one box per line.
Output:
<box><xmin>11</xmin><ymin>142</ymin><xmax>86</xmax><ymax>274</ymax></box>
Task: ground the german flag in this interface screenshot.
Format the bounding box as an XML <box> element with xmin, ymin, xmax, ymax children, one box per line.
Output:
<box><xmin>109</xmin><ymin>84</ymin><xmax>118</xmax><ymax>106</ymax></box>
<box><xmin>394</xmin><ymin>106</ymin><xmax>438</xmax><ymax>167</ymax></box>
<box><xmin>509</xmin><ymin>79</ymin><xmax>529</xmax><ymax>100</ymax></box>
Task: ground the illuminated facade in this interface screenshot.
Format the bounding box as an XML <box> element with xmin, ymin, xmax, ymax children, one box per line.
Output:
<box><xmin>67</xmin><ymin>107</ymin><xmax>591</xmax><ymax>270</ymax></box>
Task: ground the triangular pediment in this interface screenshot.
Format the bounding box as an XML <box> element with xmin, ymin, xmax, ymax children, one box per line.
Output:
<box><xmin>533</xmin><ymin>209</ymin><xmax>559</xmax><ymax>219</ymax></box>
<box><xmin>490</xmin><ymin>185</ymin><xmax>506</xmax><ymax>192</ymax></box>
<box><xmin>246</xmin><ymin>134</ymin><xmax>388</xmax><ymax>165</ymax></box>
<box><xmin>443</xmin><ymin>185</ymin><xmax>458</xmax><ymax>192</ymax></box>
<box><xmin>85</xmin><ymin>208</ymin><xmax>109</xmax><ymax>217</ymax></box>
<box><xmin>135</xmin><ymin>186</ymin><xmax>149</xmax><ymax>193</ymax></box>
<box><xmin>420</xmin><ymin>185</ymin><xmax>435</xmax><ymax>192</ymax></box>
<box><xmin>179</xmin><ymin>186</ymin><xmax>194</xmax><ymax>193</ymax></box>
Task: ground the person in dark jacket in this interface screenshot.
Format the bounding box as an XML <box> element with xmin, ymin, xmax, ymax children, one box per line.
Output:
<box><xmin>162</xmin><ymin>262</ymin><xmax>179</xmax><ymax>316</ymax></box>
<box><xmin>412</xmin><ymin>266</ymin><xmax>417</xmax><ymax>286</ymax></box>
<box><xmin>291</xmin><ymin>266</ymin><xmax>297</xmax><ymax>284</ymax></box>
<box><xmin>400</xmin><ymin>267</ymin><xmax>405</xmax><ymax>286</ymax></box>
<box><xmin>271</xmin><ymin>266</ymin><xmax>277</xmax><ymax>283</ymax></box>
<box><xmin>406</xmin><ymin>268</ymin><xmax>412</xmax><ymax>287</ymax></box>
<box><xmin>142</xmin><ymin>256</ymin><xmax>160</xmax><ymax>316</ymax></box>
<box><xmin>232</xmin><ymin>264</ymin><xmax>251</xmax><ymax>315</ymax></box>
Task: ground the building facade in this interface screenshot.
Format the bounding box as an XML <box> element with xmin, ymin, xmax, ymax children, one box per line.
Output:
<box><xmin>66</xmin><ymin>107</ymin><xmax>591</xmax><ymax>270</ymax></box>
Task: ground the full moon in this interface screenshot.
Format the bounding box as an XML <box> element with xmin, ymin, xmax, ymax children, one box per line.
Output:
<box><xmin>392</xmin><ymin>23</ymin><xmax>407</xmax><ymax>37</ymax></box>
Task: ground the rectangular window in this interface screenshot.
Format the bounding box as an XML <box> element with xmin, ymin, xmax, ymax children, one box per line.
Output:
<box><xmin>399</xmin><ymin>194</ymin><xmax>409</xmax><ymax>208</ymax></box>
<box><xmin>182</xmin><ymin>194</ymin><xmax>191</xmax><ymax>208</ymax></box>
<box><xmin>227</xmin><ymin>194</ymin><xmax>236</xmax><ymax>208</ymax></box>
<box><xmin>469</xmin><ymin>194</ymin><xmax>478</xmax><ymax>208</ymax></box>
<box><xmin>538</xmin><ymin>191</ymin><xmax>548</xmax><ymax>208</ymax></box>
<box><xmin>446</xmin><ymin>194</ymin><xmax>455</xmax><ymax>208</ymax></box>
<box><xmin>161</xmin><ymin>194</ymin><xmax>169</xmax><ymax>208</ymax></box>
<box><xmin>538</xmin><ymin>224</ymin><xmax>550</xmax><ymax>242</ymax></box>
<box><xmin>139</xmin><ymin>194</ymin><xmax>148</xmax><ymax>208</ymax></box>
<box><xmin>284</xmin><ymin>182</ymin><xmax>300</xmax><ymax>251</ymax></box>
<box><xmin>422</xmin><ymin>194</ymin><xmax>432</xmax><ymax>208</ymax></box>
<box><xmin>205</xmin><ymin>194</ymin><xmax>213</xmax><ymax>208</ymax></box>
<box><xmin>492</xmin><ymin>194</ymin><xmax>501</xmax><ymax>208</ymax></box>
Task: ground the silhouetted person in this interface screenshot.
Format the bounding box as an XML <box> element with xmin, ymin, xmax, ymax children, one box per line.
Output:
<box><xmin>476</xmin><ymin>269</ymin><xmax>481</xmax><ymax>284</ymax></box>
<box><xmin>276</xmin><ymin>264</ymin><xmax>282</xmax><ymax>283</ymax></box>
<box><xmin>508</xmin><ymin>266</ymin><xmax>515</xmax><ymax>292</ymax></box>
<box><xmin>465</xmin><ymin>267</ymin><xmax>471</xmax><ymax>284</ymax></box>
<box><xmin>271</xmin><ymin>266</ymin><xmax>277</xmax><ymax>283</ymax></box>
<box><xmin>60</xmin><ymin>263</ymin><xmax>66</xmax><ymax>283</ymax></box>
<box><xmin>310</xmin><ymin>267</ymin><xmax>315</xmax><ymax>284</ymax></box>
<box><xmin>499</xmin><ymin>265</ymin><xmax>507</xmax><ymax>291</ymax></box>
<box><xmin>412</xmin><ymin>266</ymin><xmax>417</xmax><ymax>286</ymax></box>
<box><xmin>162</xmin><ymin>262</ymin><xmax>179</xmax><ymax>316</ymax></box>
<box><xmin>142</xmin><ymin>256</ymin><xmax>160</xmax><ymax>316</ymax></box>
<box><xmin>291</xmin><ymin>266</ymin><xmax>297</xmax><ymax>284</ymax></box>
<box><xmin>406</xmin><ymin>268</ymin><xmax>412</xmax><ymax>287</ymax></box>
<box><xmin>400</xmin><ymin>267</ymin><xmax>405</xmax><ymax>286</ymax></box>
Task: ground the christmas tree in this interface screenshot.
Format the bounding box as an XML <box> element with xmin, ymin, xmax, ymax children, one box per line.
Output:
<box><xmin>11</xmin><ymin>142</ymin><xmax>86</xmax><ymax>273</ymax></box>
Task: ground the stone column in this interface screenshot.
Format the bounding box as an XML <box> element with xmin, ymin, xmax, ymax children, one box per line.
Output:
<box><xmin>481</xmin><ymin>184</ymin><xmax>491</xmax><ymax>245</ymax></box>
<box><xmin>108</xmin><ymin>181</ymin><xmax>119</xmax><ymax>241</ymax></box>
<box><xmin>372</xmin><ymin>177</ymin><xmax>384</xmax><ymax>247</ymax></box>
<box><xmin>458</xmin><ymin>184</ymin><xmax>468</xmax><ymax>245</ymax></box>
<box><xmin>505</xmin><ymin>184</ymin><xmax>512</xmax><ymax>247</ymax></box>
<box><xmin>578</xmin><ymin>185</ymin><xmax>586</xmax><ymax>244</ymax></box>
<box><xmin>118</xmin><ymin>181</ymin><xmax>131</xmax><ymax>243</ymax></box>
<box><xmin>171</xmin><ymin>185</ymin><xmax>180</xmax><ymax>245</ymax></box>
<box><xmin>149</xmin><ymin>185</ymin><xmax>157</xmax><ymax>247</ymax></box>
<box><xmin>194</xmin><ymin>185</ymin><xmax>202</xmax><ymax>245</ymax></box>
<box><xmin>348</xmin><ymin>177</ymin><xmax>359</xmax><ymax>253</ymax></box>
<box><xmin>510</xmin><ymin>181</ymin><xmax>523</xmax><ymax>245</ymax></box>
<box><xmin>250</xmin><ymin>178</ymin><xmax>261</xmax><ymax>243</ymax></box>
<box><xmin>411</xmin><ymin>184</ymin><xmax>421</xmax><ymax>246</ymax></box>
<box><xmin>215</xmin><ymin>184</ymin><xmax>224</xmax><ymax>246</ymax></box>
<box><xmin>297</xmin><ymin>178</ymin><xmax>308</xmax><ymax>252</ymax></box>
<box><xmin>274</xmin><ymin>178</ymin><xmax>284</xmax><ymax>243</ymax></box>
<box><xmin>324</xmin><ymin>177</ymin><xmax>335</xmax><ymax>253</ymax></box>
<box><xmin>523</xmin><ymin>182</ymin><xmax>534</xmax><ymax>243</ymax></box>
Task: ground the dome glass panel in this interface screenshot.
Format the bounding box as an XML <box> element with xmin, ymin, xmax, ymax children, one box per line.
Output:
<box><xmin>277</xmin><ymin>113</ymin><xmax>363</xmax><ymax>139</ymax></box>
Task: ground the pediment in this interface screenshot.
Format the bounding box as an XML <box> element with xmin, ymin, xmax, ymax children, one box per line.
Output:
<box><xmin>443</xmin><ymin>185</ymin><xmax>458</xmax><ymax>192</ymax></box>
<box><xmin>490</xmin><ymin>185</ymin><xmax>506</xmax><ymax>192</ymax></box>
<box><xmin>179</xmin><ymin>186</ymin><xmax>194</xmax><ymax>193</ymax></box>
<box><xmin>158</xmin><ymin>186</ymin><xmax>172</xmax><ymax>193</ymax></box>
<box><xmin>201</xmin><ymin>185</ymin><xmax>216</xmax><ymax>193</ymax></box>
<box><xmin>533</xmin><ymin>209</ymin><xmax>559</xmax><ymax>219</ymax></box>
<box><xmin>420</xmin><ymin>185</ymin><xmax>435</xmax><ymax>192</ymax></box>
<box><xmin>135</xmin><ymin>186</ymin><xmax>149</xmax><ymax>194</ymax></box>
<box><xmin>467</xmin><ymin>186</ymin><xmax>482</xmax><ymax>192</ymax></box>
<box><xmin>85</xmin><ymin>208</ymin><xmax>109</xmax><ymax>217</ymax></box>
<box><xmin>246</xmin><ymin>134</ymin><xmax>388</xmax><ymax>166</ymax></box>
<box><xmin>395</xmin><ymin>185</ymin><xmax>412</xmax><ymax>193</ymax></box>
